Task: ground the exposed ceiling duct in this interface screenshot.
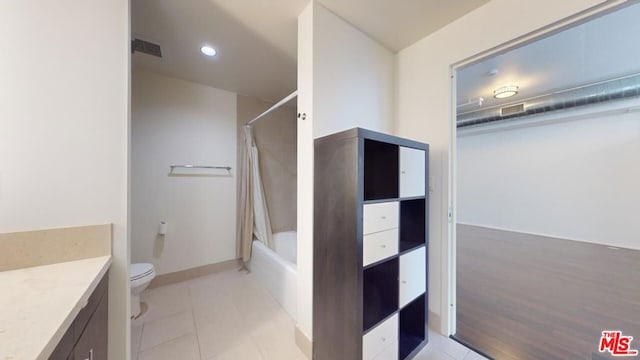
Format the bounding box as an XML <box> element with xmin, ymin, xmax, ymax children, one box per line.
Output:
<box><xmin>457</xmin><ymin>73</ymin><xmax>640</xmax><ymax>128</ymax></box>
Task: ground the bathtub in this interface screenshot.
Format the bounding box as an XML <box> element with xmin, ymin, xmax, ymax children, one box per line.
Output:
<box><xmin>247</xmin><ymin>231</ymin><xmax>297</xmax><ymax>320</ymax></box>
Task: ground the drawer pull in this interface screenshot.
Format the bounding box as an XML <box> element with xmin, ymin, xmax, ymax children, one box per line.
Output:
<box><xmin>381</xmin><ymin>337</ymin><xmax>386</xmax><ymax>342</ymax></box>
<box><xmin>381</xmin><ymin>216</ymin><xmax>387</xmax><ymax>220</ymax></box>
<box><xmin>381</xmin><ymin>244</ymin><xmax>386</xmax><ymax>248</ymax></box>
<box><xmin>401</xmin><ymin>280</ymin><xmax>407</xmax><ymax>284</ymax></box>
<box><xmin>401</xmin><ymin>171</ymin><xmax>406</xmax><ymax>174</ymax></box>
<box><xmin>84</xmin><ymin>348</ymin><xmax>94</xmax><ymax>360</ymax></box>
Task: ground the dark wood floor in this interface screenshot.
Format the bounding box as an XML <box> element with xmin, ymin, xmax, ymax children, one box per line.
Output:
<box><xmin>455</xmin><ymin>224</ymin><xmax>640</xmax><ymax>360</ymax></box>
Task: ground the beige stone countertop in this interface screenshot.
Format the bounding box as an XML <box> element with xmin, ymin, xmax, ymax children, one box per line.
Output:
<box><xmin>0</xmin><ymin>256</ymin><xmax>112</xmax><ymax>360</ymax></box>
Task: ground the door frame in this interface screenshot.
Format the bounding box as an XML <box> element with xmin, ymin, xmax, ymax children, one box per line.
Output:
<box><xmin>445</xmin><ymin>0</ymin><xmax>631</xmax><ymax>335</ymax></box>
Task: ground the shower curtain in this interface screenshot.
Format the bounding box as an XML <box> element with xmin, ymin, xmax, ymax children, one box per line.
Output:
<box><xmin>238</xmin><ymin>125</ymin><xmax>273</xmax><ymax>263</ymax></box>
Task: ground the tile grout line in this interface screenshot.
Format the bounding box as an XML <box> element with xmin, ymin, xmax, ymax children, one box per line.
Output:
<box><xmin>135</xmin><ymin>285</ymin><xmax>199</xmax><ymax>357</ymax></box>
<box><xmin>136</xmin><ymin>324</ymin><xmax>144</xmax><ymax>360</ymax></box>
<box><xmin>138</xmin><ymin>333</ymin><xmax>197</xmax><ymax>358</ymax></box>
<box><xmin>236</xmin><ymin>272</ymin><xmax>268</xmax><ymax>360</ymax></box>
<box><xmin>187</xmin><ymin>283</ymin><xmax>205</xmax><ymax>360</ymax></box>
<box><xmin>136</xmin><ymin>270</ymin><xmax>302</xmax><ymax>360</ymax></box>
<box><xmin>245</xmin><ymin>271</ymin><xmax>310</xmax><ymax>359</ymax></box>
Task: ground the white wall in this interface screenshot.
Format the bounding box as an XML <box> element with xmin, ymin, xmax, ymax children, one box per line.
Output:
<box><xmin>296</xmin><ymin>1</ymin><xmax>396</xmax><ymax>340</ymax></box>
<box><xmin>0</xmin><ymin>1</ymin><xmax>130</xmax><ymax>359</ymax></box>
<box><xmin>297</xmin><ymin>3</ymin><xmax>315</xmax><ymax>342</ymax></box>
<box><xmin>131</xmin><ymin>70</ymin><xmax>237</xmax><ymax>275</ymax></box>
<box><xmin>395</xmin><ymin>0</ymin><xmax>615</xmax><ymax>334</ymax></box>
<box><xmin>312</xmin><ymin>4</ymin><xmax>395</xmax><ymax>138</ymax></box>
<box><xmin>458</xmin><ymin>107</ymin><xmax>640</xmax><ymax>250</ymax></box>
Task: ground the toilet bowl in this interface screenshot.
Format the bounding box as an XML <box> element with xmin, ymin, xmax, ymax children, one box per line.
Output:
<box><xmin>130</xmin><ymin>263</ymin><xmax>156</xmax><ymax>318</ymax></box>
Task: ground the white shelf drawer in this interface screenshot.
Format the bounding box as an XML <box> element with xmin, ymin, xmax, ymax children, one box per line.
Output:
<box><xmin>363</xmin><ymin>314</ymin><xmax>398</xmax><ymax>360</ymax></box>
<box><xmin>363</xmin><ymin>228</ymin><xmax>398</xmax><ymax>266</ymax></box>
<box><xmin>399</xmin><ymin>247</ymin><xmax>426</xmax><ymax>308</ymax></box>
<box><xmin>373</xmin><ymin>339</ymin><xmax>398</xmax><ymax>360</ymax></box>
<box><xmin>399</xmin><ymin>147</ymin><xmax>425</xmax><ymax>198</ymax></box>
<box><xmin>364</xmin><ymin>202</ymin><xmax>399</xmax><ymax>235</ymax></box>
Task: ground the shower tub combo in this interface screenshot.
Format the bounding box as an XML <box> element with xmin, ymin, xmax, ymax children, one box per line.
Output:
<box><xmin>247</xmin><ymin>231</ymin><xmax>297</xmax><ymax>320</ymax></box>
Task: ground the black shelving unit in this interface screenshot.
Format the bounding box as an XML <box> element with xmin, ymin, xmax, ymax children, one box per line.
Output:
<box><xmin>313</xmin><ymin>128</ymin><xmax>429</xmax><ymax>360</ymax></box>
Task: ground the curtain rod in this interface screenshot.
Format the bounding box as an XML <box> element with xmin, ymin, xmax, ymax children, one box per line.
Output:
<box><xmin>246</xmin><ymin>90</ymin><xmax>298</xmax><ymax>126</ymax></box>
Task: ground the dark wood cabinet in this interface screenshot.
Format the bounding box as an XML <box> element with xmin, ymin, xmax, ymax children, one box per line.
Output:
<box><xmin>50</xmin><ymin>272</ymin><xmax>109</xmax><ymax>360</ymax></box>
<box><xmin>313</xmin><ymin>128</ymin><xmax>429</xmax><ymax>360</ymax></box>
<box><xmin>73</xmin><ymin>292</ymin><xmax>108</xmax><ymax>360</ymax></box>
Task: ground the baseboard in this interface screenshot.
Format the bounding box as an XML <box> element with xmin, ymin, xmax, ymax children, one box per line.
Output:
<box><xmin>149</xmin><ymin>258</ymin><xmax>241</xmax><ymax>289</ymax></box>
<box><xmin>428</xmin><ymin>310</ymin><xmax>442</xmax><ymax>334</ymax></box>
<box><xmin>457</xmin><ymin>222</ymin><xmax>640</xmax><ymax>251</ymax></box>
<box><xmin>295</xmin><ymin>326</ymin><xmax>312</xmax><ymax>359</ymax></box>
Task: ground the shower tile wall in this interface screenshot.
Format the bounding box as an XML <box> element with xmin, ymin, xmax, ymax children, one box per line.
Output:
<box><xmin>236</xmin><ymin>95</ymin><xmax>297</xmax><ymax>234</ymax></box>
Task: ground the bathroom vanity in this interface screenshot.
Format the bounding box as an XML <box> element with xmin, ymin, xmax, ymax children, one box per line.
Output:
<box><xmin>0</xmin><ymin>257</ymin><xmax>111</xmax><ymax>360</ymax></box>
<box><xmin>0</xmin><ymin>225</ymin><xmax>112</xmax><ymax>360</ymax></box>
<box><xmin>313</xmin><ymin>128</ymin><xmax>429</xmax><ymax>360</ymax></box>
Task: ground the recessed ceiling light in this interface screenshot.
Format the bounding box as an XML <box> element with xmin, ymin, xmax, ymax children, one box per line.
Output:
<box><xmin>200</xmin><ymin>45</ymin><xmax>217</xmax><ymax>57</ymax></box>
<box><xmin>493</xmin><ymin>85</ymin><xmax>519</xmax><ymax>99</ymax></box>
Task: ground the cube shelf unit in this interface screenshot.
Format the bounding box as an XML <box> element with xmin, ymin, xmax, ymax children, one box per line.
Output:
<box><xmin>313</xmin><ymin>128</ymin><xmax>429</xmax><ymax>360</ymax></box>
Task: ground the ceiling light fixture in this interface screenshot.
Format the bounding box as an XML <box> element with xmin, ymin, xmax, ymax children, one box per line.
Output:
<box><xmin>200</xmin><ymin>45</ymin><xmax>217</xmax><ymax>57</ymax></box>
<box><xmin>493</xmin><ymin>85</ymin><xmax>519</xmax><ymax>99</ymax></box>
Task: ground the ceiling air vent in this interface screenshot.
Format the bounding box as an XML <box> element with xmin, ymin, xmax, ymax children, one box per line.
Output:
<box><xmin>132</xmin><ymin>38</ymin><xmax>162</xmax><ymax>58</ymax></box>
<box><xmin>501</xmin><ymin>103</ymin><xmax>525</xmax><ymax>117</ymax></box>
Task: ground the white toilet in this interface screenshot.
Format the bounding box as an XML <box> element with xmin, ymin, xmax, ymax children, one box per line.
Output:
<box><xmin>130</xmin><ymin>263</ymin><xmax>156</xmax><ymax>318</ymax></box>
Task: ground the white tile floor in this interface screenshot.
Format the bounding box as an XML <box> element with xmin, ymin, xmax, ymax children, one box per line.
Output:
<box><xmin>131</xmin><ymin>268</ymin><xmax>489</xmax><ymax>360</ymax></box>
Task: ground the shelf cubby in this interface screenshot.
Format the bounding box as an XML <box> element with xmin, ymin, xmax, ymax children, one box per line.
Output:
<box><xmin>364</xmin><ymin>139</ymin><xmax>399</xmax><ymax>201</ymax></box>
<box><xmin>400</xmin><ymin>293</ymin><xmax>427</xmax><ymax>359</ymax></box>
<box><xmin>363</xmin><ymin>257</ymin><xmax>399</xmax><ymax>332</ymax></box>
<box><xmin>400</xmin><ymin>198</ymin><xmax>426</xmax><ymax>252</ymax></box>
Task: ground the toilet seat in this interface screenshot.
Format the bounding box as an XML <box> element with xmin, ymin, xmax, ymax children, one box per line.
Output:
<box><xmin>130</xmin><ymin>263</ymin><xmax>154</xmax><ymax>282</ymax></box>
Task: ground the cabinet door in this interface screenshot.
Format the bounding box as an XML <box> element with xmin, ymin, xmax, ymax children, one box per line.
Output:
<box><xmin>74</xmin><ymin>293</ymin><xmax>108</xmax><ymax>360</ymax></box>
<box><xmin>399</xmin><ymin>247</ymin><xmax>426</xmax><ymax>308</ymax></box>
<box><xmin>74</xmin><ymin>274</ymin><xmax>108</xmax><ymax>344</ymax></box>
<box><xmin>49</xmin><ymin>324</ymin><xmax>73</xmax><ymax>360</ymax></box>
<box><xmin>399</xmin><ymin>147</ymin><xmax>425</xmax><ymax>198</ymax></box>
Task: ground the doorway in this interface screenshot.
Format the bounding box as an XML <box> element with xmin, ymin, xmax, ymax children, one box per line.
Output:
<box><xmin>451</xmin><ymin>3</ymin><xmax>640</xmax><ymax>359</ymax></box>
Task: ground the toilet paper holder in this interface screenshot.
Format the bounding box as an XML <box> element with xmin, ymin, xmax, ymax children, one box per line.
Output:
<box><xmin>158</xmin><ymin>221</ymin><xmax>167</xmax><ymax>235</ymax></box>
